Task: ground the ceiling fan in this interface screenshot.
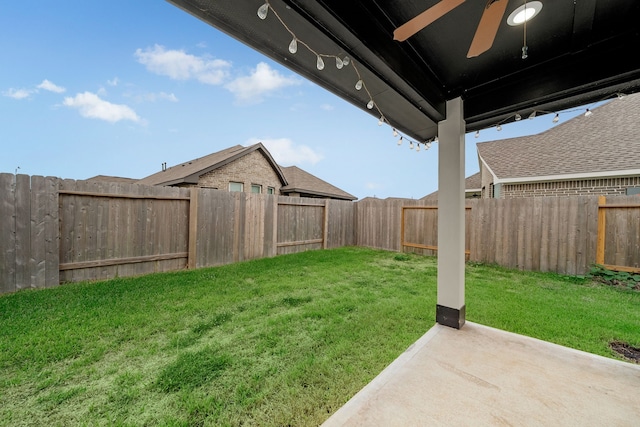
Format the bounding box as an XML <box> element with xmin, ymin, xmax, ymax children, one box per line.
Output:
<box><xmin>393</xmin><ymin>0</ymin><xmax>509</xmax><ymax>58</ymax></box>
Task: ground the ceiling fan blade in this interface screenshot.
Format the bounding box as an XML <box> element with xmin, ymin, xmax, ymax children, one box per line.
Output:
<box><xmin>394</xmin><ymin>0</ymin><xmax>466</xmax><ymax>42</ymax></box>
<box><xmin>467</xmin><ymin>0</ymin><xmax>509</xmax><ymax>58</ymax></box>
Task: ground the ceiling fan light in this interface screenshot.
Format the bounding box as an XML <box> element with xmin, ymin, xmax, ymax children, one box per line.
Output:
<box><xmin>507</xmin><ymin>1</ymin><xmax>543</xmax><ymax>26</ymax></box>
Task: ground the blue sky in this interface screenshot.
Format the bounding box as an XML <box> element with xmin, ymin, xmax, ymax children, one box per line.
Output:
<box><xmin>1</xmin><ymin>1</ymin><xmax>587</xmax><ymax>199</ymax></box>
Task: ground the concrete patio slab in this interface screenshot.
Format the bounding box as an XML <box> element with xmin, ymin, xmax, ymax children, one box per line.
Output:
<box><xmin>322</xmin><ymin>322</ymin><xmax>640</xmax><ymax>427</ymax></box>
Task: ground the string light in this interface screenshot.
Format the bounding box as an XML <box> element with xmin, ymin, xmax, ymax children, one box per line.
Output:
<box><xmin>255</xmin><ymin>0</ymin><xmax>430</xmax><ymax>153</ymax></box>
<box><xmin>257</xmin><ymin>1</ymin><xmax>627</xmax><ymax>153</ymax></box>
<box><xmin>289</xmin><ymin>38</ymin><xmax>297</xmax><ymax>54</ymax></box>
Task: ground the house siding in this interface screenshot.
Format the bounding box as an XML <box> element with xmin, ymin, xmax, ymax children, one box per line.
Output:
<box><xmin>500</xmin><ymin>177</ymin><xmax>640</xmax><ymax>198</ymax></box>
<box><xmin>197</xmin><ymin>150</ymin><xmax>283</xmax><ymax>193</ymax></box>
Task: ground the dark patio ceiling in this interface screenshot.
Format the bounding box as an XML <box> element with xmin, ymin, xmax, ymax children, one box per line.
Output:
<box><xmin>167</xmin><ymin>0</ymin><xmax>640</xmax><ymax>142</ymax></box>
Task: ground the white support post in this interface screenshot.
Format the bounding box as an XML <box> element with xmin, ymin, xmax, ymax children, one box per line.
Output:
<box><xmin>436</xmin><ymin>97</ymin><xmax>466</xmax><ymax>329</ymax></box>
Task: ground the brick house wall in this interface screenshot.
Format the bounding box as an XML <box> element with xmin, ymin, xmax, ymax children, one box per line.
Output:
<box><xmin>500</xmin><ymin>177</ymin><xmax>640</xmax><ymax>198</ymax></box>
<box><xmin>197</xmin><ymin>150</ymin><xmax>283</xmax><ymax>193</ymax></box>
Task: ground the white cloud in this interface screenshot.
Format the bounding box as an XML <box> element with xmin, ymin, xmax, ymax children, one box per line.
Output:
<box><xmin>320</xmin><ymin>103</ymin><xmax>334</xmax><ymax>111</ymax></box>
<box><xmin>135</xmin><ymin>44</ymin><xmax>231</xmax><ymax>85</ymax></box>
<box><xmin>138</xmin><ymin>92</ymin><xmax>179</xmax><ymax>102</ymax></box>
<box><xmin>107</xmin><ymin>77</ymin><xmax>119</xmax><ymax>86</ymax></box>
<box><xmin>247</xmin><ymin>137</ymin><xmax>323</xmax><ymax>166</ymax></box>
<box><xmin>3</xmin><ymin>88</ymin><xmax>33</xmax><ymax>100</ymax></box>
<box><xmin>37</xmin><ymin>79</ymin><xmax>66</xmax><ymax>93</ymax></box>
<box><xmin>225</xmin><ymin>62</ymin><xmax>301</xmax><ymax>104</ymax></box>
<box><xmin>366</xmin><ymin>182</ymin><xmax>383</xmax><ymax>190</ymax></box>
<box><xmin>63</xmin><ymin>92</ymin><xmax>141</xmax><ymax>123</ymax></box>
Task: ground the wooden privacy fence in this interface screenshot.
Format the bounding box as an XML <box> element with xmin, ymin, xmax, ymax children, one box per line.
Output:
<box><xmin>401</xmin><ymin>206</ymin><xmax>472</xmax><ymax>257</ymax></box>
<box><xmin>596</xmin><ymin>196</ymin><xmax>640</xmax><ymax>273</ymax></box>
<box><xmin>0</xmin><ymin>174</ymin><xmax>356</xmax><ymax>293</ymax></box>
<box><xmin>357</xmin><ymin>195</ymin><xmax>639</xmax><ymax>276</ymax></box>
<box><xmin>1</xmin><ymin>173</ymin><xmax>639</xmax><ymax>295</ymax></box>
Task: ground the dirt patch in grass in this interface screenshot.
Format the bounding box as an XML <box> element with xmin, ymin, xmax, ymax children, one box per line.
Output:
<box><xmin>609</xmin><ymin>341</ymin><xmax>640</xmax><ymax>363</ymax></box>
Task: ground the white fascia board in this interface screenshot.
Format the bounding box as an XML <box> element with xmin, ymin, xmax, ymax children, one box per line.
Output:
<box><xmin>495</xmin><ymin>169</ymin><xmax>640</xmax><ymax>184</ymax></box>
<box><xmin>477</xmin><ymin>153</ymin><xmax>498</xmax><ymax>183</ymax></box>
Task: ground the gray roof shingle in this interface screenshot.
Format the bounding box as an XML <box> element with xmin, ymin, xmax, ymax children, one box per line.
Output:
<box><xmin>137</xmin><ymin>144</ymin><xmax>286</xmax><ymax>187</ymax></box>
<box><xmin>136</xmin><ymin>143</ymin><xmax>355</xmax><ymax>200</ymax></box>
<box><xmin>420</xmin><ymin>171</ymin><xmax>481</xmax><ymax>200</ymax></box>
<box><xmin>477</xmin><ymin>93</ymin><xmax>640</xmax><ymax>182</ymax></box>
<box><xmin>281</xmin><ymin>166</ymin><xmax>357</xmax><ymax>201</ymax></box>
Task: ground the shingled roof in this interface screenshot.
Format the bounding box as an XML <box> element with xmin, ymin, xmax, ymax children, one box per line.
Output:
<box><xmin>280</xmin><ymin>166</ymin><xmax>357</xmax><ymax>201</ymax></box>
<box><xmin>420</xmin><ymin>172</ymin><xmax>481</xmax><ymax>200</ymax></box>
<box><xmin>136</xmin><ymin>143</ymin><xmax>355</xmax><ymax>200</ymax></box>
<box><xmin>137</xmin><ymin>143</ymin><xmax>286</xmax><ymax>187</ymax></box>
<box><xmin>477</xmin><ymin>93</ymin><xmax>640</xmax><ymax>184</ymax></box>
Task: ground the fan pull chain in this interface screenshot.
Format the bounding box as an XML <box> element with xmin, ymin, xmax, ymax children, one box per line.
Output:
<box><xmin>522</xmin><ymin>0</ymin><xmax>528</xmax><ymax>59</ymax></box>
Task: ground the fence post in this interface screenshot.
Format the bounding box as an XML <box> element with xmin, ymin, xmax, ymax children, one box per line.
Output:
<box><xmin>596</xmin><ymin>195</ymin><xmax>606</xmax><ymax>265</ymax></box>
<box><xmin>188</xmin><ymin>187</ymin><xmax>199</xmax><ymax>269</ymax></box>
<box><xmin>323</xmin><ymin>199</ymin><xmax>329</xmax><ymax>249</ymax></box>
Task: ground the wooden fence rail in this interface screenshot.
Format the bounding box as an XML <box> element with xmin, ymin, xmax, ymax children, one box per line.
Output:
<box><xmin>1</xmin><ymin>173</ymin><xmax>638</xmax><ymax>295</ymax></box>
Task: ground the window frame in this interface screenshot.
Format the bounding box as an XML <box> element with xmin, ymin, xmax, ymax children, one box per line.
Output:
<box><xmin>229</xmin><ymin>182</ymin><xmax>244</xmax><ymax>192</ymax></box>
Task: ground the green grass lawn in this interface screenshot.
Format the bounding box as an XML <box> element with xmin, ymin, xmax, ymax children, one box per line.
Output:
<box><xmin>1</xmin><ymin>247</ymin><xmax>638</xmax><ymax>426</ymax></box>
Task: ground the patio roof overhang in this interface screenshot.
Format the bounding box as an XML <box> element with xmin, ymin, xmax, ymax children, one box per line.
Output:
<box><xmin>167</xmin><ymin>0</ymin><xmax>640</xmax><ymax>142</ymax></box>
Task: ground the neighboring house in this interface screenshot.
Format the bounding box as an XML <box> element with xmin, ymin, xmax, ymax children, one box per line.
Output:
<box><xmin>476</xmin><ymin>93</ymin><xmax>640</xmax><ymax>199</ymax></box>
<box><xmin>135</xmin><ymin>143</ymin><xmax>357</xmax><ymax>201</ymax></box>
<box><xmin>421</xmin><ymin>172</ymin><xmax>481</xmax><ymax>201</ymax></box>
<box><xmin>420</xmin><ymin>93</ymin><xmax>640</xmax><ymax>200</ymax></box>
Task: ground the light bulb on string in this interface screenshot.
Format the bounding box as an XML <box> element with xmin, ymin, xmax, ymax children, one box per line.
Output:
<box><xmin>397</xmin><ymin>136</ymin><xmax>403</xmax><ymax>146</ymax></box>
<box><xmin>316</xmin><ymin>56</ymin><xmax>325</xmax><ymax>70</ymax></box>
<box><xmin>355</xmin><ymin>80</ymin><xmax>363</xmax><ymax>90</ymax></box>
<box><xmin>528</xmin><ymin>111</ymin><xmax>536</xmax><ymax>119</ymax></box>
<box><xmin>343</xmin><ymin>56</ymin><xmax>350</xmax><ymax>66</ymax></box>
<box><xmin>392</xmin><ymin>128</ymin><xmax>398</xmax><ymax>137</ymax></box>
<box><xmin>366</xmin><ymin>100</ymin><xmax>374</xmax><ymax>109</ymax></box>
<box><xmin>584</xmin><ymin>109</ymin><xmax>592</xmax><ymax>117</ymax></box>
<box><xmin>257</xmin><ymin>3</ymin><xmax>269</xmax><ymax>19</ymax></box>
<box><xmin>515</xmin><ymin>113</ymin><xmax>522</xmax><ymax>121</ymax></box>
<box><xmin>378</xmin><ymin>117</ymin><xmax>384</xmax><ymax>126</ymax></box>
<box><xmin>335</xmin><ymin>56</ymin><xmax>343</xmax><ymax>69</ymax></box>
<box><xmin>552</xmin><ymin>113</ymin><xmax>559</xmax><ymax>123</ymax></box>
<box><xmin>416</xmin><ymin>143</ymin><xmax>421</xmax><ymax>152</ymax></box>
<box><xmin>496</xmin><ymin>124</ymin><xmax>502</xmax><ymax>131</ymax></box>
<box><xmin>475</xmin><ymin>130</ymin><xmax>480</xmax><ymax>138</ymax></box>
<box><xmin>409</xmin><ymin>141</ymin><xmax>414</xmax><ymax>150</ymax></box>
<box><xmin>288</xmin><ymin>38</ymin><xmax>298</xmax><ymax>54</ymax></box>
<box><xmin>426</xmin><ymin>142</ymin><xmax>432</xmax><ymax>149</ymax></box>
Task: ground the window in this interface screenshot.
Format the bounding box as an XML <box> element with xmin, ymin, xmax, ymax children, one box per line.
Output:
<box><xmin>251</xmin><ymin>184</ymin><xmax>262</xmax><ymax>194</ymax></box>
<box><xmin>267</xmin><ymin>187</ymin><xmax>275</xmax><ymax>195</ymax></box>
<box><xmin>229</xmin><ymin>182</ymin><xmax>243</xmax><ymax>192</ymax></box>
